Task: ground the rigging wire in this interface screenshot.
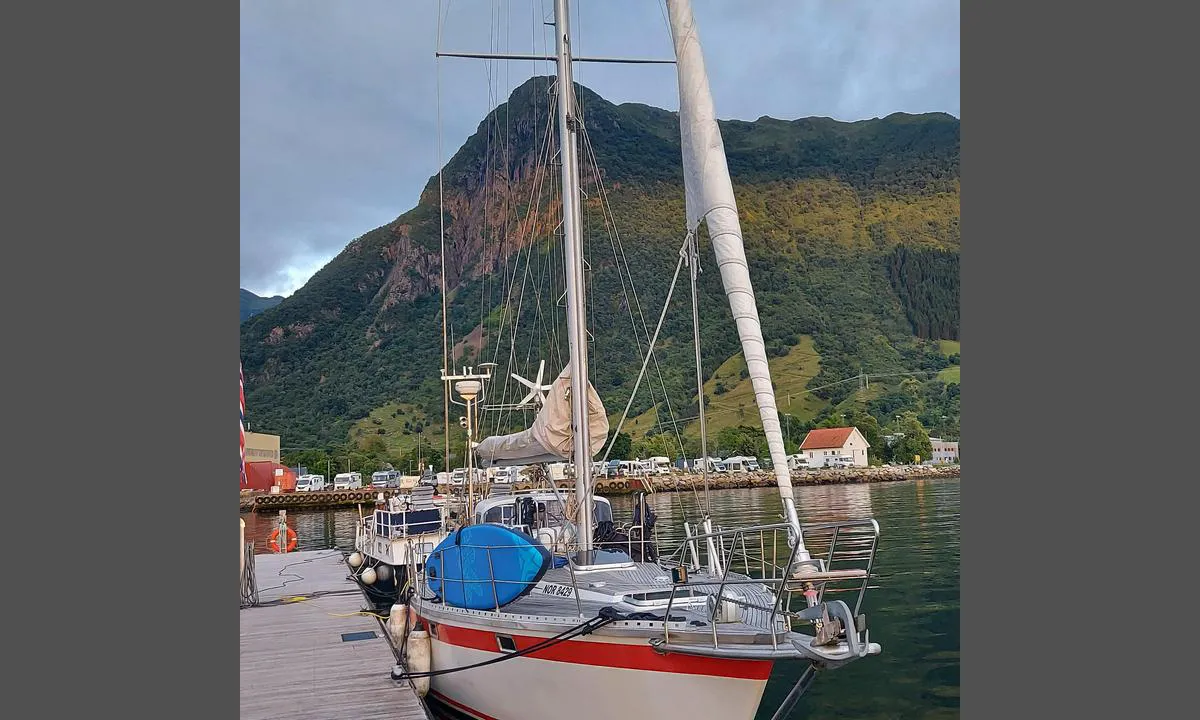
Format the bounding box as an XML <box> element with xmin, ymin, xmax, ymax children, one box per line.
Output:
<box><xmin>437</xmin><ymin>0</ymin><xmax>452</xmax><ymax>480</ymax></box>
<box><xmin>687</xmin><ymin>229</ymin><xmax>713</xmax><ymax>515</ymax></box>
<box><xmin>594</xmin><ymin>234</ymin><xmax>689</xmax><ymax>491</ymax></box>
<box><xmin>578</xmin><ymin>127</ymin><xmax>689</xmax><ymax>461</ymax></box>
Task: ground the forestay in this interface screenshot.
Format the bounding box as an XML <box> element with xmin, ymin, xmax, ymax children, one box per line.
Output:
<box><xmin>667</xmin><ymin>0</ymin><xmax>806</xmax><ymax>551</ymax></box>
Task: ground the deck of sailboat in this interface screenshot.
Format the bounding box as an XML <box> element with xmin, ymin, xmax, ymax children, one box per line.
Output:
<box><xmin>417</xmin><ymin>560</ymin><xmax>791</xmax><ymax>644</ymax></box>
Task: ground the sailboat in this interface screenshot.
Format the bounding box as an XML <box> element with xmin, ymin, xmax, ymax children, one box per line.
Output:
<box><xmin>393</xmin><ymin>1</ymin><xmax>883</xmax><ymax>718</ymax></box>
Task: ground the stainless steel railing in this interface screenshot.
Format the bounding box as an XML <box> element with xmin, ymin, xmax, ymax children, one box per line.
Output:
<box><xmin>659</xmin><ymin>518</ymin><xmax>879</xmax><ymax>650</ymax></box>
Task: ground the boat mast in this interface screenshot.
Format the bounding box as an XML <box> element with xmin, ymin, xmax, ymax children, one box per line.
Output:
<box><xmin>552</xmin><ymin>0</ymin><xmax>593</xmax><ymax>553</ymax></box>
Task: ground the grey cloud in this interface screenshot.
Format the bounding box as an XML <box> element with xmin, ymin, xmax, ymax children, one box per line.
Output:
<box><xmin>241</xmin><ymin>0</ymin><xmax>958</xmax><ymax>297</ymax></box>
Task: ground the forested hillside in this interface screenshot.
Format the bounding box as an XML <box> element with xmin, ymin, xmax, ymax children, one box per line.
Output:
<box><xmin>239</xmin><ymin>77</ymin><xmax>959</xmax><ymax>471</ymax></box>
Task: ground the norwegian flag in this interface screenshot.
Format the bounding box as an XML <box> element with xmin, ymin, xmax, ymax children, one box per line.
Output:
<box><xmin>240</xmin><ymin>362</ymin><xmax>247</xmax><ymax>485</ymax></box>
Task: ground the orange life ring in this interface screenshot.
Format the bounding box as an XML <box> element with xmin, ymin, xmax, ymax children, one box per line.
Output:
<box><xmin>269</xmin><ymin>527</ymin><xmax>298</xmax><ymax>553</ymax></box>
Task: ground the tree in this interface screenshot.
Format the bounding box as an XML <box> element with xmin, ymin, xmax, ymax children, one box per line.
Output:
<box><xmin>633</xmin><ymin>433</ymin><xmax>676</xmax><ymax>459</ymax></box>
<box><xmin>819</xmin><ymin>413</ymin><xmax>846</xmax><ymax>429</ymax></box>
<box><xmin>607</xmin><ymin>430</ymin><xmax>633</xmax><ymax>460</ymax></box>
<box><xmin>280</xmin><ymin>448</ymin><xmax>333</xmax><ymax>477</ymax></box>
<box><xmin>714</xmin><ymin>425</ymin><xmax>766</xmax><ymax>457</ymax></box>
<box><xmin>894</xmin><ymin>412</ymin><xmax>933</xmax><ymax>464</ymax></box>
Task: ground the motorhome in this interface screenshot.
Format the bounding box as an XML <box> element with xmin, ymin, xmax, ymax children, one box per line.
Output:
<box><xmin>692</xmin><ymin>457</ymin><xmax>727</xmax><ymax>473</ymax></box>
<box><xmin>371</xmin><ymin>470</ymin><xmax>401</xmax><ymax>488</ymax></box>
<box><xmin>722</xmin><ymin>456</ymin><xmax>759</xmax><ymax>473</ymax></box>
<box><xmin>786</xmin><ymin>454</ymin><xmax>810</xmax><ymax>471</ymax></box>
<box><xmin>617</xmin><ymin>459</ymin><xmax>650</xmax><ymax>477</ymax></box>
<box><xmin>546</xmin><ymin>462</ymin><xmax>574</xmax><ymax>483</ymax></box>
<box><xmin>295</xmin><ymin>474</ymin><xmax>326</xmax><ymax>492</ymax></box>
<box><xmin>490</xmin><ymin>466</ymin><xmax>525</xmax><ymax>484</ymax></box>
<box><xmin>648</xmin><ymin>456</ymin><xmax>673</xmax><ymax>475</ymax></box>
<box><xmin>824</xmin><ymin>456</ymin><xmax>855</xmax><ymax>469</ymax></box>
<box><xmin>333</xmin><ymin>472</ymin><xmax>363</xmax><ymax>490</ymax></box>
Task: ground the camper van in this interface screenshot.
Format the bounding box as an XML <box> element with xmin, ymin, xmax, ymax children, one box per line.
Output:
<box><xmin>722</xmin><ymin>456</ymin><xmax>760</xmax><ymax>473</ymax></box>
<box><xmin>648</xmin><ymin>456</ymin><xmax>673</xmax><ymax>475</ymax></box>
<box><xmin>371</xmin><ymin>470</ymin><xmax>401</xmax><ymax>488</ymax></box>
<box><xmin>490</xmin><ymin>466</ymin><xmax>525</xmax><ymax>484</ymax></box>
<box><xmin>546</xmin><ymin>462</ymin><xmax>574</xmax><ymax>483</ymax></box>
<box><xmin>786</xmin><ymin>454</ymin><xmax>810</xmax><ymax>471</ymax></box>
<box><xmin>333</xmin><ymin>472</ymin><xmax>363</xmax><ymax>490</ymax></box>
<box><xmin>295</xmin><ymin>474</ymin><xmax>326</xmax><ymax>492</ymax></box>
<box><xmin>449</xmin><ymin>468</ymin><xmax>486</xmax><ymax>486</ymax></box>
<box><xmin>616</xmin><ymin>460</ymin><xmax>649</xmax><ymax>477</ymax></box>
<box><xmin>692</xmin><ymin>457</ymin><xmax>727</xmax><ymax>474</ymax></box>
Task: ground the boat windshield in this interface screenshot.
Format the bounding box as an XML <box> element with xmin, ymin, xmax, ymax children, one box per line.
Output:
<box><xmin>480</xmin><ymin>498</ymin><xmax>613</xmax><ymax>526</ymax></box>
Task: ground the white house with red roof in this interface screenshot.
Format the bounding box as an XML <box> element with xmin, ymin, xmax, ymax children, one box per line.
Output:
<box><xmin>799</xmin><ymin>426</ymin><xmax>871</xmax><ymax>467</ymax></box>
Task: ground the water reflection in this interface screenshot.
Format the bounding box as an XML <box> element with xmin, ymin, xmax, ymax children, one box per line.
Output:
<box><xmin>243</xmin><ymin>507</ymin><xmax>360</xmax><ymax>554</ymax></box>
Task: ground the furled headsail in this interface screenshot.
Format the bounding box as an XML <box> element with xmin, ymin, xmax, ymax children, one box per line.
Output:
<box><xmin>667</xmin><ymin>0</ymin><xmax>805</xmax><ymax>548</ymax></box>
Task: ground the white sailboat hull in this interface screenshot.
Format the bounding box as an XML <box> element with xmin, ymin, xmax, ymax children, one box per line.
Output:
<box><xmin>423</xmin><ymin>619</ymin><xmax>772</xmax><ymax>720</ymax></box>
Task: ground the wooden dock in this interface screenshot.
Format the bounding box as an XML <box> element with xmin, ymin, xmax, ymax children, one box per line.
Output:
<box><xmin>240</xmin><ymin>548</ymin><xmax>429</xmax><ymax>720</ymax></box>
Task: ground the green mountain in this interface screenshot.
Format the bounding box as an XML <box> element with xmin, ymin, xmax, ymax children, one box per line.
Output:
<box><xmin>240</xmin><ymin>289</ymin><xmax>284</xmax><ymax>323</ymax></box>
<box><xmin>240</xmin><ymin>77</ymin><xmax>959</xmax><ymax>461</ymax></box>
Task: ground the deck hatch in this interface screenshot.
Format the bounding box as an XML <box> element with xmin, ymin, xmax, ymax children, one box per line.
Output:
<box><xmin>341</xmin><ymin>631</ymin><xmax>378</xmax><ymax>642</ymax></box>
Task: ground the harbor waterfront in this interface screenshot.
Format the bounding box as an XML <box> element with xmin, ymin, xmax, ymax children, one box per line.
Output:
<box><xmin>241</xmin><ymin>477</ymin><xmax>961</xmax><ymax>720</ymax></box>
<box><xmin>239</xmin><ymin>464</ymin><xmax>961</xmax><ymax>511</ymax></box>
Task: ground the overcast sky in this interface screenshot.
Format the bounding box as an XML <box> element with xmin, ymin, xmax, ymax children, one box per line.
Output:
<box><xmin>241</xmin><ymin>0</ymin><xmax>959</xmax><ymax>298</ymax></box>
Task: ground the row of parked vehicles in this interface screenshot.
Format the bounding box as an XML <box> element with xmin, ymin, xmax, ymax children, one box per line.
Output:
<box><xmin>293</xmin><ymin>451</ymin><xmax>855</xmax><ymax>493</ymax></box>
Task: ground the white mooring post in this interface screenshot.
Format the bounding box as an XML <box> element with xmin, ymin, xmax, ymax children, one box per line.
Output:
<box><xmin>277</xmin><ymin>510</ymin><xmax>288</xmax><ymax>554</ymax></box>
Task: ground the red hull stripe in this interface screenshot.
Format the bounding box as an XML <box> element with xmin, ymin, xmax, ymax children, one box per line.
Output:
<box><xmin>423</xmin><ymin>616</ymin><xmax>773</xmax><ymax>680</ymax></box>
<box><xmin>430</xmin><ymin>690</ymin><xmax>501</xmax><ymax>720</ymax></box>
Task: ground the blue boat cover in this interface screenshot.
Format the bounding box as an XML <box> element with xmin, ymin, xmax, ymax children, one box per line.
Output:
<box><xmin>425</xmin><ymin>524</ymin><xmax>551</xmax><ymax>610</ymax></box>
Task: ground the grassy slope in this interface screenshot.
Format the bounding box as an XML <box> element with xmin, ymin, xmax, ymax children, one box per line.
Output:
<box><xmin>936</xmin><ymin>339</ymin><xmax>961</xmax><ymax>383</ymax></box>
<box><xmin>349</xmin><ymin>402</ymin><xmax>445</xmax><ymax>457</ymax></box>
<box><xmin>621</xmin><ymin>335</ymin><xmax>825</xmax><ymax>440</ymax></box>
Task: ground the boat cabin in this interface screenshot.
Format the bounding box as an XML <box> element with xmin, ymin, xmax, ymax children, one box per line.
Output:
<box><xmin>474</xmin><ymin>491</ymin><xmax>613</xmax><ymax>530</ymax></box>
<box><xmin>371</xmin><ymin>485</ymin><xmax>445</xmax><ymax>538</ymax></box>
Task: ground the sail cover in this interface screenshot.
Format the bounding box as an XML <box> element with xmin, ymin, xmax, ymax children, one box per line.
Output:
<box><xmin>474</xmin><ymin>366</ymin><xmax>609</xmax><ymax>468</ymax></box>
<box><xmin>667</xmin><ymin>0</ymin><xmax>804</xmax><ymax>540</ymax></box>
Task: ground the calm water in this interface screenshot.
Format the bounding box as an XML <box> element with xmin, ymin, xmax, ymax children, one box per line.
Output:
<box><xmin>242</xmin><ymin>478</ymin><xmax>960</xmax><ymax>719</ymax></box>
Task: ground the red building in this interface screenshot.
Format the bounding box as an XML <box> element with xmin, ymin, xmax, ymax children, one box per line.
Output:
<box><xmin>244</xmin><ymin>462</ymin><xmax>297</xmax><ymax>492</ymax></box>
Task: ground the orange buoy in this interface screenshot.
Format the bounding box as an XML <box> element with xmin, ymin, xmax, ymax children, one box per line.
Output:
<box><xmin>268</xmin><ymin>526</ymin><xmax>298</xmax><ymax>553</ymax></box>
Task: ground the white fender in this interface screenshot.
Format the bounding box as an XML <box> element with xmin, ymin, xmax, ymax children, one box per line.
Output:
<box><xmin>406</xmin><ymin>629</ymin><xmax>431</xmax><ymax>697</ymax></box>
<box><xmin>387</xmin><ymin>603</ymin><xmax>409</xmax><ymax>647</ymax></box>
